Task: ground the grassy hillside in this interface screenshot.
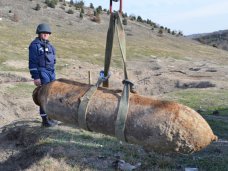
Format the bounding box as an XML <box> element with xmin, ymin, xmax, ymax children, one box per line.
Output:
<box><xmin>190</xmin><ymin>30</ymin><xmax>228</xmax><ymax>51</ymax></box>
<box><xmin>0</xmin><ymin>0</ymin><xmax>228</xmax><ymax>171</ymax></box>
<box><xmin>0</xmin><ymin>0</ymin><xmax>228</xmax><ymax>71</ymax></box>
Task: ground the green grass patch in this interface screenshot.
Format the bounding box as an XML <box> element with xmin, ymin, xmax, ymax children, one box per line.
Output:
<box><xmin>6</xmin><ymin>82</ymin><xmax>35</xmax><ymax>97</ymax></box>
<box><xmin>206</xmin><ymin>119</ymin><xmax>228</xmax><ymax>139</ymax></box>
<box><xmin>163</xmin><ymin>89</ymin><xmax>228</xmax><ymax>116</ymax></box>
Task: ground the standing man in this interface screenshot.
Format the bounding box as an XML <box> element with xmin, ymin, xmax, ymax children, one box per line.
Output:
<box><xmin>29</xmin><ymin>23</ymin><xmax>57</xmax><ymax>127</ymax></box>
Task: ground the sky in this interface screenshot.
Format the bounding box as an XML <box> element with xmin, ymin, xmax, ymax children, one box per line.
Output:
<box><xmin>83</xmin><ymin>0</ymin><xmax>228</xmax><ymax>35</ymax></box>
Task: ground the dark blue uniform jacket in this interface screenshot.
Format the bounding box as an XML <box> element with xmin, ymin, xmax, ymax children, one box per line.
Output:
<box><xmin>29</xmin><ymin>38</ymin><xmax>56</xmax><ymax>82</ymax></box>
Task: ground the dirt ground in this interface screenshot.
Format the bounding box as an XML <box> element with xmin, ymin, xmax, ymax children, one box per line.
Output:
<box><xmin>0</xmin><ymin>57</ymin><xmax>228</xmax><ymax>170</ymax></box>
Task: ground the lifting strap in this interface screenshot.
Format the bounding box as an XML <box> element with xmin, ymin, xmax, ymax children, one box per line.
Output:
<box><xmin>78</xmin><ymin>1</ymin><xmax>132</xmax><ymax>141</ymax></box>
<box><xmin>103</xmin><ymin>13</ymin><xmax>115</xmax><ymax>87</ymax></box>
<box><xmin>103</xmin><ymin>7</ymin><xmax>132</xmax><ymax>142</ymax></box>
<box><xmin>115</xmin><ymin>12</ymin><xmax>130</xmax><ymax>142</ymax></box>
<box><xmin>78</xmin><ymin>85</ymin><xmax>97</xmax><ymax>131</ymax></box>
<box><xmin>78</xmin><ymin>78</ymin><xmax>105</xmax><ymax>131</ymax></box>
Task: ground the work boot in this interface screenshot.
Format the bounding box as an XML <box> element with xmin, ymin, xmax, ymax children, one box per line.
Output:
<box><xmin>48</xmin><ymin>117</ymin><xmax>59</xmax><ymax>125</ymax></box>
<box><xmin>42</xmin><ymin>116</ymin><xmax>57</xmax><ymax>127</ymax></box>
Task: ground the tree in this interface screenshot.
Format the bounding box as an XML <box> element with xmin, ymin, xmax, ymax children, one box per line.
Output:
<box><xmin>171</xmin><ymin>30</ymin><xmax>176</xmax><ymax>35</ymax></box>
<box><xmin>75</xmin><ymin>1</ymin><xmax>84</xmax><ymax>10</ymax></box>
<box><xmin>137</xmin><ymin>16</ymin><xmax>143</xmax><ymax>22</ymax></box>
<box><xmin>90</xmin><ymin>3</ymin><xmax>94</xmax><ymax>9</ymax></box>
<box><xmin>177</xmin><ymin>31</ymin><xmax>183</xmax><ymax>36</ymax></box>
<box><xmin>70</xmin><ymin>0</ymin><xmax>74</xmax><ymax>5</ymax></box>
<box><xmin>122</xmin><ymin>12</ymin><xmax>128</xmax><ymax>18</ymax></box>
<box><xmin>96</xmin><ymin>5</ymin><xmax>102</xmax><ymax>14</ymax></box>
<box><xmin>158</xmin><ymin>28</ymin><xmax>163</xmax><ymax>36</ymax></box>
<box><xmin>129</xmin><ymin>14</ymin><xmax>136</xmax><ymax>21</ymax></box>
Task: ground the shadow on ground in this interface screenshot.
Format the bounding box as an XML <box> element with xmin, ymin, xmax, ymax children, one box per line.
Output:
<box><xmin>0</xmin><ymin>119</ymin><xmax>228</xmax><ymax>171</ymax></box>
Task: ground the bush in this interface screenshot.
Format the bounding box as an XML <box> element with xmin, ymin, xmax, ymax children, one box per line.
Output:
<box><xmin>67</xmin><ymin>9</ymin><xmax>74</xmax><ymax>14</ymax></box>
<box><xmin>75</xmin><ymin>1</ymin><xmax>84</xmax><ymax>10</ymax></box>
<box><xmin>96</xmin><ymin>6</ymin><xmax>102</xmax><ymax>14</ymax></box>
<box><xmin>80</xmin><ymin>12</ymin><xmax>83</xmax><ymax>19</ymax></box>
<box><xmin>45</xmin><ymin>0</ymin><xmax>58</xmax><ymax>8</ymax></box>
<box><xmin>158</xmin><ymin>28</ymin><xmax>163</xmax><ymax>36</ymax></box>
<box><xmin>129</xmin><ymin>15</ymin><xmax>136</xmax><ymax>21</ymax></box>
<box><xmin>34</xmin><ymin>4</ymin><xmax>41</xmax><ymax>11</ymax></box>
<box><xmin>171</xmin><ymin>30</ymin><xmax>176</xmax><ymax>35</ymax></box>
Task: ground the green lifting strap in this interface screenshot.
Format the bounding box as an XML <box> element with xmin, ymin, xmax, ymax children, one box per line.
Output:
<box><xmin>115</xmin><ymin>82</ymin><xmax>130</xmax><ymax>142</ymax></box>
<box><xmin>115</xmin><ymin>12</ymin><xmax>130</xmax><ymax>142</ymax></box>
<box><xmin>78</xmin><ymin>85</ymin><xmax>97</xmax><ymax>131</ymax></box>
<box><xmin>103</xmin><ymin>13</ymin><xmax>115</xmax><ymax>87</ymax></box>
<box><xmin>116</xmin><ymin>12</ymin><xmax>128</xmax><ymax>80</ymax></box>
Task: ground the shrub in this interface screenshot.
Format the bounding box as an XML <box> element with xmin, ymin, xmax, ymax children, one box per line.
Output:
<box><xmin>129</xmin><ymin>15</ymin><xmax>136</xmax><ymax>21</ymax></box>
<box><xmin>45</xmin><ymin>0</ymin><xmax>58</xmax><ymax>8</ymax></box>
<box><xmin>177</xmin><ymin>31</ymin><xmax>183</xmax><ymax>36</ymax></box>
<box><xmin>158</xmin><ymin>28</ymin><xmax>163</xmax><ymax>36</ymax></box>
<box><xmin>96</xmin><ymin>6</ymin><xmax>102</xmax><ymax>14</ymax></box>
<box><xmin>93</xmin><ymin>10</ymin><xmax>97</xmax><ymax>16</ymax></box>
<box><xmin>34</xmin><ymin>4</ymin><xmax>41</xmax><ymax>11</ymax></box>
<box><xmin>67</xmin><ymin>9</ymin><xmax>74</xmax><ymax>14</ymax></box>
<box><xmin>75</xmin><ymin>1</ymin><xmax>84</xmax><ymax>10</ymax></box>
<box><xmin>80</xmin><ymin>12</ymin><xmax>83</xmax><ymax>18</ymax></box>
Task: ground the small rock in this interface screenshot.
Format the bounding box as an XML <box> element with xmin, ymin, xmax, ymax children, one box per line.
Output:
<box><xmin>189</xmin><ymin>67</ymin><xmax>201</xmax><ymax>71</ymax></box>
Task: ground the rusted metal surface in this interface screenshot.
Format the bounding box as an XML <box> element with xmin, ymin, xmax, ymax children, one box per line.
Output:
<box><xmin>33</xmin><ymin>78</ymin><xmax>217</xmax><ymax>154</ymax></box>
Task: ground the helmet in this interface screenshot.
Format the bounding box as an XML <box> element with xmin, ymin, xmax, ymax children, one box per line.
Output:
<box><xmin>36</xmin><ymin>23</ymin><xmax>51</xmax><ymax>34</ymax></box>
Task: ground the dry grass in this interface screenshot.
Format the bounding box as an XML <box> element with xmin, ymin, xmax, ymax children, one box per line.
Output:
<box><xmin>0</xmin><ymin>0</ymin><xmax>228</xmax><ymax>170</ymax></box>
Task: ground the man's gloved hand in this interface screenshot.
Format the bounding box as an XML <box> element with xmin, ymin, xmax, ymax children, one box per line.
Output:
<box><xmin>34</xmin><ymin>79</ymin><xmax>41</xmax><ymax>86</ymax></box>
